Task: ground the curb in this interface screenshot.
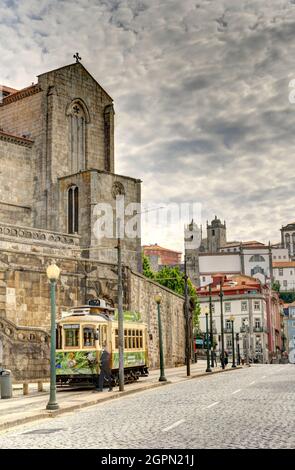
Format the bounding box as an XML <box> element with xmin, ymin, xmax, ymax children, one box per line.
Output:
<box><xmin>0</xmin><ymin>366</ymin><xmax>243</xmax><ymax>432</ymax></box>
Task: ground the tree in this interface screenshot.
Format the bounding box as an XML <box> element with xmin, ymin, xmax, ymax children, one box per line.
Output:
<box><xmin>142</xmin><ymin>254</ymin><xmax>154</xmax><ymax>279</ymax></box>
<box><xmin>272</xmin><ymin>280</ymin><xmax>280</xmax><ymax>293</ymax></box>
<box><xmin>155</xmin><ymin>266</ymin><xmax>201</xmax><ymax>327</ymax></box>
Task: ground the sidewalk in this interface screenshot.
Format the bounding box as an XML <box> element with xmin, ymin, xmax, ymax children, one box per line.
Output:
<box><xmin>0</xmin><ymin>360</ymin><xmax>242</xmax><ymax>432</ymax></box>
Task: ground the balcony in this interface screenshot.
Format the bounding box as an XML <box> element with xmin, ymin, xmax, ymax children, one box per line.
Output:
<box><xmin>253</xmin><ymin>326</ymin><xmax>263</xmax><ymax>333</ymax></box>
<box><xmin>224</xmin><ymin>327</ymin><xmax>233</xmax><ymax>333</ymax></box>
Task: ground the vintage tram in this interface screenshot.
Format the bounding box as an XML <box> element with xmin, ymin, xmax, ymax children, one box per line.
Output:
<box><xmin>56</xmin><ymin>299</ymin><xmax>149</xmax><ymax>386</ymax></box>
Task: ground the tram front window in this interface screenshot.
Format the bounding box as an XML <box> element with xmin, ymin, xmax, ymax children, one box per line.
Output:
<box><xmin>64</xmin><ymin>324</ymin><xmax>80</xmax><ymax>348</ymax></box>
<box><xmin>83</xmin><ymin>327</ymin><xmax>95</xmax><ymax>347</ymax></box>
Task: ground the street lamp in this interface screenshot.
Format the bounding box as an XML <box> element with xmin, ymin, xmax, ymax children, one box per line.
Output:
<box><xmin>244</xmin><ymin>318</ymin><xmax>250</xmax><ymax>367</ymax></box>
<box><xmin>184</xmin><ymin>254</ymin><xmax>191</xmax><ymax>376</ymax></box>
<box><xmin>46</xmin><ymin>262</ymin><xmax>60</xmax><ymax>411</ymax></box>
<box><xmin>229</xmin><ymin>315</ymin><xmax>236</xmax><ymax>368</ymax></box>
<box><xmin>209</xmin><ymin>284</ymin><xmax>214</xmax><ymax>368</ymax></box>
<box><xmin>236</xmin><ymin>333</ymin><xmax>241</xmax><ymax>365</ymax></box>
<box><xmin>219</xmin><ymin>279</ymin><xmax>225</xmax><ymax>369</ymax></box>
<box><xmin>205</xmin><ymin>307</ymin><xmax>212</xmax><ymax>373</ymax></box>
<box><xmin>116</xmin><ymin>216</ymin><xmax>124</xmax><ymax>392</ymax></box>
<box><xmin>155</xmin><ymin>293</ymin><xmax>167</xmax><ymax>382</ymax></box>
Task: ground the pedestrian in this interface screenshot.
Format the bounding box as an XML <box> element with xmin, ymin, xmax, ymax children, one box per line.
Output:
<box><xmin>96</xmin><ymin>343</ymin><xmax>113</xmax><ymax>392</ymax></box>
<box><xmin>213</xmin><ymin>349</ymin><xmax>217</xmax><ymax>367</ymax></box>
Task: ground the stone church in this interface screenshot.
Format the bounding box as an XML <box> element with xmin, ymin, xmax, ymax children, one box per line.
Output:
<box><xmin>0</xmin><ymin>60</ymin><xmax>141</xmax><ymax>269</ymax></box>
<box><xmin>0</xmin><ymin>61</ymin><xmax>186</xmax><ymax>379</ymax></box>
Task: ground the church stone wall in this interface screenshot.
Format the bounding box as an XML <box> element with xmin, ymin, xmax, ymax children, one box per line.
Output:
<box><xmin>0</xmin><ymin>248</ymin><xmax>185</xmax><ymax>377</ymax></box>
<box><xmin>38</xmin><ymin>63</ymin><xmax>114</xmax><ymax>183</ymax></box>
<box><xmin>0</xmin><ymin>317</ymin><xmax>50</xmax><ymax>381</ymax></box>
<box><xmin>89</xmin><ymin>171</ymin><xmax>141</xmax><ymax>271</ymax></box>
<box><xmin>0</xmin><ymin>139</ymin><xmax>34</xmax><ymax>226</ymax></box>
<box><xmin>129</xmin><ymin>272</ymin><xmax>185</xmax><ymax>369</ymax></box>
<box><xmin>0</xmin><ymin>89</ymin><xmax>43</xmax><ymax>140</ymax></box>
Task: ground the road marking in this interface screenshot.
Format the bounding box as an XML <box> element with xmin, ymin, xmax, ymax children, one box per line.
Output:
<box><xmin>162</xmin><ymin>419</ymin><xmax>185</xmax><ymax>432</ymax></box>
<box><xmin>249</xmin><ymin>381</ymin><xmax>255</xmax><ymax>385</ymax></box>
<box><xmin>207</xmin><ymin>402</ymin><xmax>219</xmax><ymax>408</ymax></box>
<box><xmin>232</xmin><ymin>389</ymin><xmax>241</xmax><ymax>394</ymax></box>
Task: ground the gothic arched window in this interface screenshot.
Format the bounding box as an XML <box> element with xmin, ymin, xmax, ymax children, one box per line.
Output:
<box><xmin>285</xmin><ymin>233</ymin><xmax>291</xmax><ymax>250</ymax></box>
<box><xmin>67</xmin><ymin>100</ymin><xmax>90</xmax><ymax>173</ymax></box>
<box><xmin>249</xmin><ymin>254</ymin><xmax>265</xmax><ymax>262</ymax></box>
<box><xmin>68</xmin><ymin>185</ymin><xmax>79</xmax><ymax>234</ymax></box>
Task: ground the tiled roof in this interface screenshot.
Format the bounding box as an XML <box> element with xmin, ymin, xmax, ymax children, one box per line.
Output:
<box><xmin>143</xmin><ymin>244</ymin><xmax>182</xmax><ymax>254</ymax></box>
<box><xmin>273</xmin><ymin>261</ymin><xmax>295</xmax><ymax>268</ymax></box>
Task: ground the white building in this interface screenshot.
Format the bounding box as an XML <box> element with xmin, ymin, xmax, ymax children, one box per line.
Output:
<box><xmin>198</xmin><ymin>275</ymin><xmax>269</xmax><ymax>363</ymax></box>
<box><xmin>199</xmin><ymin>244</ymin><xmax>289</xmax><ymax>287</ymax></box>
<box><xmin>273</xmin><ymin>261</ymin><xmax>295</xmax><ymax>292</ymax></box>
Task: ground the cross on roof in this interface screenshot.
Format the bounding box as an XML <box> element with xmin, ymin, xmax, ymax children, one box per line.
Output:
<box><xmin>73</xmin><ymin>52</ymin><xmax>81</xmax><ymax>63</ymax></box>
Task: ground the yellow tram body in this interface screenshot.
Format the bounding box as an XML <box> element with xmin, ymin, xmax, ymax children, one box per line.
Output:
<box><xmin>56</xmin><ymin>301</ymin><xmax>149</xmax><ymax>385</ymax></box>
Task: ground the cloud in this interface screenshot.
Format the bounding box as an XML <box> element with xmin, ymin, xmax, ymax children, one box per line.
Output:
<box><xmin>1</xmin><ymin>0</ymin><xmax>295</xmax><ymax>252</ymax></box>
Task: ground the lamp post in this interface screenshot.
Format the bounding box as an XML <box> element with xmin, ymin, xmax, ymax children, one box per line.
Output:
<box><xmin>116</xmin><ymin>217</ymin><xmax>124</xmax><ymax>392</ymax></box>
<box><xmin>205</xmin><ymin>307</ymin><xmax>212</xmax><ymax>373</ymax></box>
<box><xmin>46</xmin><ymin>262</ymin><xmax>60</xmax><ymax>411</ymax></box>
<box><xmin>236</xmin><ymin>333</ymin><xmax>241</xmax><ymax>365</ymax></box>
<box><xmin>219</xmin><ymin>279</ymin><xmax>225</xmax><ymax>369</ymax></box>
<box><xmin>155</xmin><ymin>293</ymin><xmax>167</xmax><ymax>382</ymax></box>
<box><xmin>184</xmin><ymin>254</ymin><xmax>191</xmax><ymax>376</ymax></box>
<box><xmin>209</xmin><ymin>284</ymin><xmax>214</xmax><ymax>368</ymax></box>
<box><xmin>244</xmin><ymin>318</ymin><xmax>250</xmax><ymax>367</ymax></box>
<box><xmin>229</xmin><ymin>315</ymin><xmax>236</xmax><ymax>368</ymax></box>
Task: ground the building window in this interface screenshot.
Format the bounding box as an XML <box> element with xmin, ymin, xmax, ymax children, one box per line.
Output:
<box><xmin>254</xmin><ymin>301</ymin><xmax>260</xmax><ymax>311</ymax></box>
<box><xmin>279</xmin><ymin>268</ymin><xmax>283</xmax><ymax>276</ymax></box>
<box><xmin>285</xmin><ymin>233</ymin><xmax>290</xmax><ymax>249</ymax></box>
<box><xmin>202</xmin><ymin>277</ymin><xmax>206</xmax><ymax>282</ymax></box>
<box><xmin>68</xmin><ymin>185</ymin><xmax>79</xmax><ymax>234</ymax></box>
<box><xmin>283</xmin><ymin>280</ymin><xmax>288</xmax><ymax>287</ymax></box>
<box><xmin>249</xmin><ymin>254</ymin><xmax>265</xmax><ymax>262</ymax></box>
<box><xmin>212</xmin><ymin>230</ymin><xmax>215</xmax><ymax>236</ymax></box>
<box><xmin>225</xmin><ymin>302</ymin><xmax>231</xmax><ymax>313</ymax></box>
<box><xmin>225</xmin><ymin>319</ymin><xmax>232</xmax><ymax>330</ymax></box>
<box><xmin>211</xmin><ymin>304</ymin><xmax>215</xmax><ymax>314</ymax></box>
<box><xmin>241</xmin><ymin>301</ymin><xmax>248</xmax><ymax>311</ymax></box>
<box><xmin>254</xmin><ymin>318</ymin><xmax>261</xmax><ymax>329</ymax></box>
<box><xmin>67</xmin><ymin>100</ymin><xmax>90</xmax><ymax>173</ymax></box>
<box><xmin>251</xmin><ymin>265</ymin><xmax>265</xmax><ymax>276</ymax></box>
<box><xmin>226</xmin><ymin>336</ymin><xmax>232</xmax><ymax>349</ymax></box>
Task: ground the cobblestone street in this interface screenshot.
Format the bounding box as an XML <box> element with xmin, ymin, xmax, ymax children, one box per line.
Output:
<box><xmin>0</xmin><ymin>364</ymin><xmax>294</xmax><ymax>449</ymax></box>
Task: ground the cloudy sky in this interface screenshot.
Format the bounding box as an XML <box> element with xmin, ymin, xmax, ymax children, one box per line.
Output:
<box><xmin>1</xmin><ymin>0</ymin><xmax>295</xmax><ymax>252</ymax></box>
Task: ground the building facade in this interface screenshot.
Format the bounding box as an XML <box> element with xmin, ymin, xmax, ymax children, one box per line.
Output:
<box><xmin>197</xmin><ymin>274</ymin><xmax>284</xmax><ymax>363</ymax></box>
<box><xmin>143</xmin><ymin>244</ymin><xmax>182</xmax><ymax>270</ymax></box>
<box><xmin>273</xmin><ymin>261</ymin><xmax>295</xmax><ymax>292</ymax></box>
<box><xmin>281</xmin><ymin>222</ymin><xmax>295</xmax><ymax>259</ymax></box>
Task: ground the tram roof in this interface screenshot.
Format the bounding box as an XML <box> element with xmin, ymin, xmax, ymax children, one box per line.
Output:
<box><xmin>58</xmin><ymin>314</ymin><xmax>110</xmax><ymax>323</ymax></box>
